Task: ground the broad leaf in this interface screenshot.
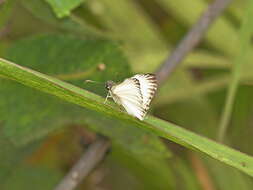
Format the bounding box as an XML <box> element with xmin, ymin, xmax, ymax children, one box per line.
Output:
<box><xmin>44</xmin><ymin>0</ymin><xmax>84</xmax><ymax>18</ymax></box>
<box><xmin>1</xmin><ymin>34</ymin><xmax>130</xmax><ymax>143</ymax></box>
<box><xmin>0</xmin><ymin>34</ymin><xmax>173</xmax><ymax>188</ymax></box>
<box><xmin>2</xmin><ymin>165</ymin><xmax>62</xmax><ymax>190</ymax></box>
<box><xmin>22</xmin><ymin>0</ymin><xmax>87</xmax><ymax>35</ymax></box>
<box><xmin>0</xmin><ymin>132</ymin><xmax>39</xmax><ymax>184</ymax></box>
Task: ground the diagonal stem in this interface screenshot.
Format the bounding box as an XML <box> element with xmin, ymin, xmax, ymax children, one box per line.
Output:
<box><xmin>54</xmin><ymin>138</ymin><xmax>110</xmax><ymax>190</ymax></box>
<box><xmin>155</xmin><ymin>0</ymin><xmax>232</xmax><ymax>85</ymax></box>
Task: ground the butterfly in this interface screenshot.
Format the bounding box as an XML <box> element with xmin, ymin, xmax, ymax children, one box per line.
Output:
<box><xmin>105</xmin><ymin>74</ymin><xmax>157</xmax><ymax>120</ymax></box>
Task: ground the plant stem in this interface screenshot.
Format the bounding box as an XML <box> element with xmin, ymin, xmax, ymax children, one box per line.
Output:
<box><xmin>54</xmin><ymin>138</ymin><xmax>110</xmax><ymax>190</ymax></box>
<box><xmin>217</xmin><ymin>1</ymin><xmax>253</xmax><ymax>142</ymax></box>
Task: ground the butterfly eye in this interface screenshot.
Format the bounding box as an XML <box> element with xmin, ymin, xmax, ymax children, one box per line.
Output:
<box><xmin>105</xmin><ymin>81</ymin><xmax>114</xmax><ymax>90</ymax></box>
<box><xmin>105</xmin><ymin>83</ymin><xmax>110</xmax><ymax>90</ymax></box>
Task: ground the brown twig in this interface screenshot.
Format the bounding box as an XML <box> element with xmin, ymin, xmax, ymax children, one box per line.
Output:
<box><xmin>155</xmin><ymin>0</ymin><xmax>232</xmax><ymax>85</ymax></box>
<box><xmin>0</xmin><ymin>0</ymin><xmax>6</xmax><ymax>5</ymax></box>
<box><xmin>54</xmin><ymin>138</ymin><xmax>110</xmax><ymax>190</ymax></box>
<box><xmin>188</xmin><ymin>152</ymin><xmax>216</xmax><ymax>190</ymax></box>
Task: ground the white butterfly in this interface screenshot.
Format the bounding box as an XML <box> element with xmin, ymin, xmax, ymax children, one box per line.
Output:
<box><xmin>105</xmin><ymin>74</ymin><xmax>157</xmax><ymax>120</ymax></box>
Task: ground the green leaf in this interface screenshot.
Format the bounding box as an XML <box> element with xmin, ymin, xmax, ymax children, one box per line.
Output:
<box><xmin>1</xmin><ymin>34</ymin><xmax>173</xmax><ymax>188</ymax></box>
<box><xmin>44</xmin><ymin>0</ymin><xmax>84</xmax><ymax>18</ymax></box>
<box><xmin>22</xmin><ymin>0</ymin><xmax>92</xmax><ymax>36</ymax></box>
<box><xmin>1</xmin><ymin>34</ymin><xmax>130</xmax><ymax>144</ymax></box>
<box><xmin>110</xmin><ymin>145</ymin><xmax>174</xmax><ymax>190</ymax></box>
<box><xmin>2</xmin><ymin>165</ymin><xmax>62</xmax><ymax>190</ymax></box>
<box><xmin>0</xmin><ymin>132</ymin><xmax>39</xmax><ymax>184</ymax></box>
<box><xmin>1</xmin><ymin>58</ymin><xmax>253</xmax><ymax>177</ymax></box>
<box><xmin>203</xmin><ymin>157</ymin><xmax>253</xmax><ymax>190</ymax></box>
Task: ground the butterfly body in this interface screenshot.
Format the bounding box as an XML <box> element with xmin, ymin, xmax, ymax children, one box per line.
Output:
<box><xmin>105</xmin><ymin>74</ymin><xmax>157</xmax><ymax>120</ymax></box>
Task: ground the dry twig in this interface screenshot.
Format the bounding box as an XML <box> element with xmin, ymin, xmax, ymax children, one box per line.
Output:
<box><xmin>54</xmin><ymin>138</ymin><xmax>110</xmax><ymax>190</ymax></box>
<box><xmin>155</xmin><ymin>0</ymin><xmax>232</xmax><ymax>85</ymax></box>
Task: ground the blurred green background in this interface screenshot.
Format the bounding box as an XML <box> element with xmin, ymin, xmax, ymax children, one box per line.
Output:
<box><xmin>1</xmin><ymin>0</ymin><xmax>253</xmax><ymax>189</ymax></box>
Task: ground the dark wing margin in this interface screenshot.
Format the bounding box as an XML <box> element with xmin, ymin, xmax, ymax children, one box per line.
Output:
<box><xmin>132</xmin><ymin>73</ymin><xmax>157</xmax><ymax>115</ymax></box>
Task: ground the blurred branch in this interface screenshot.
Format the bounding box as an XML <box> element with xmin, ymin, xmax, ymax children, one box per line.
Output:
<box><xmin>54</xmin><ymin>138</ymin><xmax>110</xmax><ymax>190</ymax></box>
<box><xmin>188</xmin><ymin>152</ymin><xmax>216</xmax><ymax>190</ymax></box>
<box><xmin>155</xmin><ymin>0</ymin><xmax>232</xmax><ymax>85</ymax></box>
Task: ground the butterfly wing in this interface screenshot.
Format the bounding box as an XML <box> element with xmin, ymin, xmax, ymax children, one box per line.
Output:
<box><xmin>111</xmin><ymin>78</ymin><xmax>146</xmax><ymax>120</ymax></box>
<box><xmin>110</xmin><ymin>74</ymin><xmax>157</xmax><ymax>120</ymax></box>
<box><xmin>132</xmin><ymin>74</ymin><xmax>157</xmax><ymax>111</ymax></box>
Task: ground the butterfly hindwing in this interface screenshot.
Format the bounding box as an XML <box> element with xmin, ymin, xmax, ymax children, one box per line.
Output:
<box><xmin>110</xmin><ymin>74</ymin><xmax>157</xmax><ymax>120</ymax></box>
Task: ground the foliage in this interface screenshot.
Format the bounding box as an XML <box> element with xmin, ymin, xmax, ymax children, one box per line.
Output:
<box><xmin>0</xmin><ymin>0</ymin><xmax>253</xmax><ymax>189</ymax></box>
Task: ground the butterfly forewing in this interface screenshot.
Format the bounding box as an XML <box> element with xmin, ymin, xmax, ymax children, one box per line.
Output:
<box><xmin>111</xmin><ymin>78</ymin><xmax>145</xmax><ymax>120</ymax></box>
<box><xmin>110</xmin><ymin>74</ymin><xmax>157</xmax><ymax>120</ymax></box>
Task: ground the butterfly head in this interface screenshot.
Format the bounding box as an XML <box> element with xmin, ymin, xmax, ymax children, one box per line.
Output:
<box><xmin>105</xmin><ymin>80</ymin><xmax>115</xmax><ymax>90</ymax></box>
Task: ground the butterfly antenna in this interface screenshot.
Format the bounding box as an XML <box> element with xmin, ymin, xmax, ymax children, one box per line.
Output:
<box><xmin>84</xmin><ymin>80</ymin><xmax>103</xmax><ymax>84</ymax></box>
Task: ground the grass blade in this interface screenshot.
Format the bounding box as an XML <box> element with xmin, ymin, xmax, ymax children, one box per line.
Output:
<box><xmin>1</xmin><ymin>58</ymin><xmax>253</xmax><ymax>177</ymax></box>
<box><xmin>217</xmin><ymin>0</ymin><xmax>253</xmax><ymax>142</ymax></box>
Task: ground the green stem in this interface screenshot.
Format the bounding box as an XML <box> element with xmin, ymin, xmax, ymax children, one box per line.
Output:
<box><xmin>217</xmin><ymin>0</ymin><xmax>253</xmax><ymax>142</ymax></box>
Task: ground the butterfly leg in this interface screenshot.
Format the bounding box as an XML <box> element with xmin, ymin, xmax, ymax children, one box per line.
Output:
<box><xmin>104</xmin><ymin>92</ymin><xmax>112</xmax><ymax>104</ymax></box>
